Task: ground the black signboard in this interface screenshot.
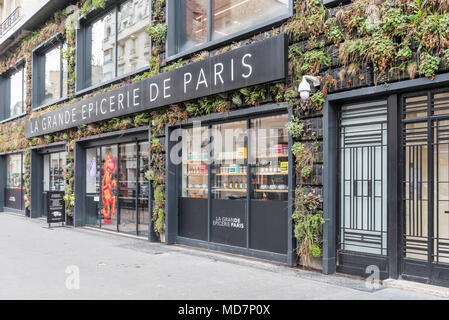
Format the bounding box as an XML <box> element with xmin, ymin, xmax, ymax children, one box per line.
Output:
<box><xmin>26</xmin><ymin>35</ymin><xmax>287</xmax><ymax>138</ymax></box>
<box><xmin>47</xmin><ymin>191</ymin><xmax>66</xmax><ymax>224</ymax></box>
<box><xmin>210</xmin><ymin>199</ymin><xmax>247</xmax><ymax>248</ymax></box>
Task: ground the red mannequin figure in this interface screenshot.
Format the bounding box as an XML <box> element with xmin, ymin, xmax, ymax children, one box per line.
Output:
<box><xmin>102</xmin><ymin>152</ymin><xmax>117</xmax><ymax>224</ymax></box>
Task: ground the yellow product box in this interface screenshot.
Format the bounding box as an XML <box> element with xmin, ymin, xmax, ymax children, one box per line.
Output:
<box><xmin>237</xmin><ymin>147</ymin><xmax>247</xmax><ymax>158</ymax></box>
<box><xmin>280</xmin><ymin>162</ymin><xmax>288</xmax><ymax>173</ymax></box>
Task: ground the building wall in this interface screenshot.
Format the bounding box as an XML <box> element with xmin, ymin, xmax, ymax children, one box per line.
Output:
<box><xmin>0</xmin><ymin>0</ymin><xmax>448</xmax><ymax>273</ymax></box>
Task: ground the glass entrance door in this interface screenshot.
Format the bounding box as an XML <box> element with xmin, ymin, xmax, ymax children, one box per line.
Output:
<box><xmin>402</xmin><ymin>91</ymin><xmax>449</xmax><ymax>283</ymax></box>
<box><xmin>43</xmin><ymin>151</ymin><xmax>67</xmax><ymax>218</ymax></box>
<box><xmin>338</xmin><ymin>101</ymin><xmax>388</xmax><ymax>256</ymax></box>
<box><xmin>85</xmin><ymin>141</ymin><xmax>149</xmax><ymax>235</ymax></box>
<box><xmin>101</xmin><ymin>145</ymin><xmax>118</xmax><ymax>231</ymax></box>
<box><xmin>118</xmin><ymin>143</ymin><xmax>137</xmax><ymax>234</ymax></box>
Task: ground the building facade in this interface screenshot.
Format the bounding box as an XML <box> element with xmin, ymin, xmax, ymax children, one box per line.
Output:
<box><xmin>1</xmin><ymin>0</ymin><xmax>449</xmax><ymax>287</ymax></box>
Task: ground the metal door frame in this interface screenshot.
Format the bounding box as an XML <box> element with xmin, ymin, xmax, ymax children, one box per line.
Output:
<box><xmin>336</xmin><ymin>100</ymin><xmax>390</xmax><ymax>279</ymax></box>
<box><xmin>400</xmin><ymin>88</ymin><xmax>449</xmax><ymax>286</ymax></box>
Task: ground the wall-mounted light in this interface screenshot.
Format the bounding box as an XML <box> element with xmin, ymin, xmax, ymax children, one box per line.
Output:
<box><xmin>298</xmin><ymin>75</ymin><xmax>321</xmax><ymax>101</ymax></box>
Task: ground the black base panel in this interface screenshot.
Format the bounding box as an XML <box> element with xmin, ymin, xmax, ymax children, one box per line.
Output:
<box><xmin>85</xmin><ymin>195</ymin><xmax>100</xmax><ymax>227</ymax></box>
<box><xmin>210</xmin><ymin>199</ymin><xmax>246</xmax><ymax>248</ymax></box>
<box><xmin>5</xmin><ymin>188</ymin><xmax>23</xmax><ymax>211</ymax></box>
<box><xmin>179</xmin><ymin>198</ymin><xmax>208</xmax><ymax>241</ymax></box>
<box><xmin>249</xmin><ymin>200</ymin><xmax>288</xmax><ymax>254</ymax></box>
<box><xmin>337</xmin><ymin>251</ymin><xmax>389</xmax><ymax>280</ymax></box>
<box><xmin>402</xmin><ymin>259</ymin><xmax>449</xmax><ymax>287</ymax></box>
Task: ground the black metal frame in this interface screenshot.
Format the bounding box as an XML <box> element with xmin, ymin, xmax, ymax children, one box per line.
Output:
<box><xmin>75</xmin><ymin>0</ymin><xmax>152</xmax><ymax>94</ymax></box>
<box><xmin>32</xmin><ymin>34</ymin><xmax>68</xmax><ymax>110</ymax></box>
<box><xmin>166</xmin><ymin>103</ymin><xmax>296</xmax><ymax>265</ymax></box>
<box><xmin>400</xmin><ymin>87</ymin><xmax>449</xmax><ymax>286</ymax></box>
<box><xmin>166</xmin><ymin>0</ymin><xmax>293</xmax><ymax>61</ymax></box>
<box><xmin>83</xmin><ymin>138</ymin><xmax>148</xmax><ymax>236</ymax></box>
<box><xmin>0</xmin><ymin>60</ymin><xmax>26</xmax><ymax>122</ymax></box>
<box><xmin>324</xmin><ymin>94</ymin><xmax>401</xmax><ymax>279</ymax></box>
<box><xmin>337</xmin><ymin>101</ymin><xmax>388</xmax><ymax>252</ymax></box>
<box><xmin>2</xmin><ymin>152</ymin><xmax>25</xmax><ymax>212</ymax></box>
<box><xmin>324</xmin><ymin>72</ymin><xmax>449</xmax><ymax>284</ymax></box>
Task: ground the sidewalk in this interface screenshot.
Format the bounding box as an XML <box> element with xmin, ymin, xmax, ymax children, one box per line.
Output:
<box><xmin>0</xmin><ymin>212</ymin><xmax>445</xmax><ymax>300</ymax></box>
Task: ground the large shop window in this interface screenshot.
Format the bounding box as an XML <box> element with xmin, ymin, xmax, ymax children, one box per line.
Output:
<box><xmin>167</xmin><ymin>0</ymin><xmax>292</xmax><ymax>58</ymax></box>
<box><xmin>179</xmin><ymin>113</ymin><xmax>289</xmax><ymax>254</ymax></box>
<box><xmin>0</xmin><ymin>64</ymin><xmax>26</xmax><ymax>121</ymax></box>
<box><xmin>77</xmin><ymin>0</ymin><xmax>151</xmax><ymax>91</ymax></box>
<box><xmin>5</xmin><ymin>153</ymin><xmax>25</xmax><ymax>211</ymax></box>
<box><xmin>43</xmin><ymin>152</ymin><xmax>67</xmax><ymax>192</ymax></box>
<box><xmin>84</xmin><ymin>141</ymin><xmax>150</xmax><ymax>236</ymax></box>
<box><xmin>32</xmin><ymin>41</ymin><xmax>68</xmax><ymax>109</ymax></box>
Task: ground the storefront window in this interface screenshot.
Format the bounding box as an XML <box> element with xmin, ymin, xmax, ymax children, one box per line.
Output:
<box><xmin>6</xmin><ymin>154</ymin><xmax>22</xmax><ymax>189</ymax></box>
<box><xmin>176</xmin><ymin>113</ymin><xmax>289</xmax><ymax>253</ymax></box>
<box><xmin>250</xmin><ymin>114</ymin><xmax>288</xmax><ymax>201</ymax></box>
<box><xmin>181</xmin><ymin>126</ymin><xmax>209</xmax><ymax>199</ymax></box>
<box><xmin>86</xmin><ymin>148</ymin><xmax>100</xmax><ymax>194</ymax></box>
<box><xmin>5</xmin><ymin>153</ymin><xmax>24</xmax><ymax>210</ymax></box>
<box><xmin>167</xmin><ymin>0</ymin><xmax>291</xmax><ymax>57</ymax></box>
<box><xmin>211</xmin><ymin>121</ymin><xmax>247</xmax><ymax>200</ymax></box>
<box><xmin>43</xmin><ymin>152</ymin><xmax>67</xmax><ymax>192</ymax></box>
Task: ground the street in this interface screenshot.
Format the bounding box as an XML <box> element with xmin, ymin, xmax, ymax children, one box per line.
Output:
<box><xmin>0</xmin><ymin>212</ymin><xmax>444</xmax><ymax>300</ymax></box>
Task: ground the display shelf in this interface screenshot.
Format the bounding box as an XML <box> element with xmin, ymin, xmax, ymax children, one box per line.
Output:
<box><xmin>184</xmin><ymin>174</ymin><xmax>208</xmax><ymax>176</ymax></box>
<box><xmin>214</xmin><ymin>157</ymin><xmax>246</xmax><ymax>162</ymax></box>
<box><xmin>216</xmin><ymin>173</ymin><xmax>247</xmax><ymax>176</ymax></box>
<box><xmin>214</xmin><ymin>188</ymin><xmax>247</xmax><ymax>192</ymax></box>
<box><xmin>255</xmin><ymin>154</ymin><xmax>288</xmax><ymax>159</ymax></box>
<box><xmin>184</xmin><ymin>188</ymin><xmax>208</xmax><ymax>191</ymax></box>
<box><xmin>186</xmin><ymin>159</ymin><xmax>208</xmax><ymax>163</ymax></box>
<box><xmin>255</xmin><ymin>189</ymin><xmax>288</xmax><ymax>193</ymax></box>
<box><xmin>254</xmin><ymin>173</ymin><xmax>288</xmax><ymax>176</ymax></box>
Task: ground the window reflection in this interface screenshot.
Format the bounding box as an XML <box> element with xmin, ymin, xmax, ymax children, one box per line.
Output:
<box><xmin>9</xmin><ymin>66</ymin><xmax>25</xmax><ymax>118</ymax></box>
<box><xmin>212</xmin><ymin>0</ymin><xmax>289</xmax><ymax>40</ymax></box>
<box><xmin>43</xmin><ymin>47</ymin><xmax>61</xmax><ymax>105</ymax></box>
<box><xmin>178</xmin><ymin>0</ymin><xmax>207</xmax><ymax>54</ymax></box>
<box><xmin>90</xmin><ymin>11</ymin><xmax>116</xmax><ymax>86</ymax></box>
<box><xmin>117</xmin><ymin>0</ymin><xmax>151</xmax><ymax>76</ymax></box>
<box><xmin>6</xmin><ymin>154</ymin><xmax>22</xmax><ymax>189</ymax></box>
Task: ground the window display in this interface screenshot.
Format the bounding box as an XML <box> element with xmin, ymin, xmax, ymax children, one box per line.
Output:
<box><xmin>211</xmin><ymin>121</ymin><xmax>248</xmax><ymax>199</ymax></box>
<box><xmin>6</xmin><ymin>154</ymin><xmax>22</xmax><ymax>189</ymax></box>
<box><xmin>43</xmin><ymin>152</ymin><xmax>67</xmax><ymax>192</ymax></box>
<box><xmin>250</xmin><ymin>114</ymin><xmax>288</xmax><ymax>201</ymax></box>
<box><xmin>5</xmin><ymin>153</ymin><xmax>24</xmax><ymax>210</ymax></box>
<box><xmin>181</xmin><ymin>126</ymin><xmax>209</xmax><ymax>199</ymax></box>
<box><xmin>177</xmin><ymin>112</ymin><xmax>289</xmax><ymax>253</ymax></box>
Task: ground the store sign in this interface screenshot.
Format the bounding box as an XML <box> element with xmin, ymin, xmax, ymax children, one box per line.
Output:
<box><xmin>26</xmin><ymin>35</ymin><xmax>287</xmax><ymax>138</ymax></box>
<box><xmin>47</xmin><ymin>191</ymin><xmax>66</xmax><ymax>224</ymax></box>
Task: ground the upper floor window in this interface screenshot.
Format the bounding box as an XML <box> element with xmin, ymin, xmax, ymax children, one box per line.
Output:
<box><xmin>0</xmin><ymin>63</ymin><xmax>26</xmax><ymax>121</ymax></box>
<box><xmin>77</xmin><ymin>0</ymin><xmax>151</xmax><ymax>92</ymax></box>
<box><xmin>167</xmin><ymin>0</ymin><xmax>292</xmax><ymax>58</ymax></box>
<box><xmin>32</xmin><ymin>40</ymin><xmax>68</xmax><ymax>109</ymax></box>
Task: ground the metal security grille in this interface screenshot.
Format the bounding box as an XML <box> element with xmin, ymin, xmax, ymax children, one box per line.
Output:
<box><xmin>338</xmin><ymin>101</ymin><xmax>388</xmax><ymax>256</ymax></box>
<box><xmin>403</xmin><ymin>91</ymin><xmax>449</xmax><ymax>265</ymax></box>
